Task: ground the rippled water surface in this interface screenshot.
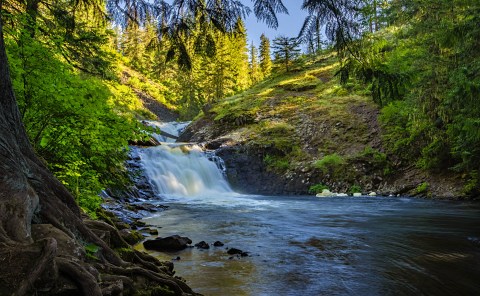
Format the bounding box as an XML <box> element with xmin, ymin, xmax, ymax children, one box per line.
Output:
<box><xmin>140</xmin><ymin>195</ymin><xmax>480</xmax><ymax>296</ymax></box>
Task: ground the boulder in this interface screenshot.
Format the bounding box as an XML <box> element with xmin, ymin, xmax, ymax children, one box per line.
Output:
<box><xmin>194</xmin><ymin>241</ymin><xmax>210</xmax><ymax>249</ymax></box>
<box><xmin>119</xmin><ymin>229</ymin><xmax>143</xmax><ymax>245</ymax></box>
<box><xmin>143</xmin><ymin>235</ymin><xmax>192</xmax><ymax>251</ymax></box>
<box><xmin>148</xmin><ymin>228</ymin><xmax>159</xmax><ymax>235</ymax></box>
<box><xmin>227</xmin><ymin>248</ymin><xmax>248</xmax><ymax>257</ymax></box>
<box><xmin>316</xmin><ymin>189</ymin><xmax>335</xmax><ymax>197</ymax></box>
<box><xmin>213</xmin><ymin>241</ymin><xmax>224</xmax><ymax>247</ymax></box>
<box><xmin>353</xmin><ymin>192</ymin><xmax>362</xmax><ymax>197</ymax></box>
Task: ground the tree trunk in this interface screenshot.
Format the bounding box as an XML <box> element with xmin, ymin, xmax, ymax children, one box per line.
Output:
<box><xmin>0</xmin><ymin>13</ymin><xmax>197</xmax><ymax>296</ymax></box>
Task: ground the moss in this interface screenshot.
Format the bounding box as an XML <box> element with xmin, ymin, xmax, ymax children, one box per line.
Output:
<box><xmin>115</xmin><ymin>247</ymin><xmax>135</xmax><ymax>262</ymax></box>
<box><xmin>122</xmin><ymin>230</ymin><xmax>144</xmax><ymax>245</ymax></box>
<box><xmin>133</xmin><ymin>285</ymin><xmax>175</xmax><ymax>296</ymax></box>
<box><xmin>314</xmin><ymin>153</ymin><xmax>346</xmax><ymax>174</ymax></box>
<box><xmin>414</xmin><ymin>182</ymin><xmax>430</xmax><ymax>196</ymax></box>
<box><xmin>264</xmin><ymin>154</ymin><xmax>290</xmax><ymax>172</ymax></box>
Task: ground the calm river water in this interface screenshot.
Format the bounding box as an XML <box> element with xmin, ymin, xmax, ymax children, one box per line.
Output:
<box><xmin>139</xmin><ymin>195</ymin><xmax>480</xmax><ymax>296</ymax></box>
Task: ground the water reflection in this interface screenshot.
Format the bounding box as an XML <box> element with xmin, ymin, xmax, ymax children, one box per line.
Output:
<box><xmin>139</xmin><ymin>196</ymin><xmax>480</xmax><ymax>296</ymax></box>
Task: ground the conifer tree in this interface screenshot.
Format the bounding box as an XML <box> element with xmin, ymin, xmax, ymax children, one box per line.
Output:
<box><xmin>249</xmin><ymin>42</ymin><xmax>261</xmax><ymax>84</ymax></box>
<box><xmin>229</xmin><ymin>19</ymin><xmax>250</xmax><ymax>92</ymax></box>
<box><xmin>272</xmin><ymin>36</ymin><xmax>301</xmax><ymax>72</ymax></box>
<box><xmin>259</xmin><ymin>33</ymin><xmax>272</xmax><ymax>78</ymax></box>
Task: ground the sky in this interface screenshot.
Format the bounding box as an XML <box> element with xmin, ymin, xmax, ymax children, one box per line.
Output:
<box><xmin>244</xmin><ymin>0</ymin><xmax>308</xmax><ymax>49</ymax></box>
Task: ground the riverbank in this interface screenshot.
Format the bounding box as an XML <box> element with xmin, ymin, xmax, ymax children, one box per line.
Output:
<box><xmin>178</xmin><ymin>54</ymin><xmax>471</xmax><ymax>199</ymax></box>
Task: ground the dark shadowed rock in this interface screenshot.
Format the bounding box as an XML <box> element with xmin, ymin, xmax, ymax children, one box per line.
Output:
<box><xmin>227</xmin><ymin>248</ymin><xmax>248</xmax><ymax>257</ymax></box>
<box><xmin>194</xmin><ymin>241</ymin><xmax>210</xmax><ymax>249</ymax></box>
<box><xmin>213</xmin><ymin>241</ymin><xmax>224</xmax><ymax>247</ymax></box>
<box><xmin>120</xmin><ymin>229</ymin><xmax>144</xmax><ymax>245</ymax></box>
<box><xmin>148</xmin><ymin>228</ymin><xmax>159</xmax><ymax>235</ymax></box>
<box><xmin>143</xmin><ymin>235</ymin><xmax>192</xmax><ymax>251</ymax></box>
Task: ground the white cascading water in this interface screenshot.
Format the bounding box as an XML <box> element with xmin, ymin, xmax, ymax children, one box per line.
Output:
<box><xmin>139</xmin><ymin>122</ymin><xmax>233</xmax><ymax>199</ymax></box>
<box><xmin>144</xmin><ymin>121</ymin><xmax>190</xmax><ymax>143</ymax></box>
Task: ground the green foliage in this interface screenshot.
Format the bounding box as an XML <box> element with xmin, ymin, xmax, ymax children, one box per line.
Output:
<box><xmin>348</xmin><ymin>184</ymin><xmax>362</xmax><ymax>194</ymax></box>
<box><xmin>272</xmin><ymin>36</ymin><xmax>301</xmax><ymax>72</ymax></box>
<box><xmin>259</xmin><ymin>34</ymin><xmax>272</xmax><ymax>78</ymax></box>
<box><xmin>6</xmin><ymin>22</ymin><xmax>147</xmax><ymax>217</ymax></box>
<box><xmin>360</xmin><ymin>147</ymin><xmax>386</xmax><ymax>163</ymax></box>
<box><xmin>249</xmin><ymin>43</ymin><xmax>262</xmax><ymax>84</ymax></box>
<box><xmin>335</xmin><ymin>1</ymin><xmax>480</xmax><ymax>193</ymax></box>
<box><xmin>309</xmin><ymin>183</ymin><xmax>329</xmax><ymax>194</ymax></box>
<box><xmin>264</xmin><ymin>154</ymin><xmax>290</xmax><ymax>172</ymax></box>
<box><xmin>414</xmin><ymin>182</ymin><xmax>430</xmax><ymax>195</ymax></box>
<box><xmin>118</xmin><ymin>17</ymin><xmax>254</xmax><ymax>120</ymax></box>
<box><xmin>463</xmin><ymin>171</ymin><xmax>479</xmax><ymax>197</ymax></box>
<box><xmin>85</xmin><ymin>243</ymin><xmax>100</xmax><ymax>260</ymax></box>
<box><xmin>314</xmin><ymin>153</ymin><xmax>345</xmax><ymax>174</ymax></box>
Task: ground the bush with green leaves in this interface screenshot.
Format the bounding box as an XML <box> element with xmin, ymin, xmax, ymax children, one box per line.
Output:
<box><xmin>414</xmin><ymin>182</ymin><xmax>429</xmax><ymax>195</ymax></box>
<box><xmin>309</xmin><ymin>183</ymin><xmax>329</xmax><ymax>194</ymax></box>
<box><xmin>348</xmin><ymin>184</ymin><xmax>362</xmax><ymax>194</ymax></box>
<box><xmin>314</xmin><ymin>153</ymin><xmax>345</xmax><ymax>174</ymax></box>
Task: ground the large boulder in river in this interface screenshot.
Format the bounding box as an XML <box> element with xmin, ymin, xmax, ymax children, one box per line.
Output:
<box><xmin>143</xmin><ymin>235</ymin><xmax>192</xmax><ymax>251</ymax></box>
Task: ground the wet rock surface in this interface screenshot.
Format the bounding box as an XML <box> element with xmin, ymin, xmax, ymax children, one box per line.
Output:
<box><xmin>216</xmin><ymin>144</ymin><xmax>307</xmax><ymax>195</ymax></box>
<box><xmin>194</xmin><ymin>241</ymin><xmax>210</xmax><ymax>249</ymax></box>
<box><xmin>144</xmin><ymin>235</ymin><xmax>193</xmax><ymax>252</ymax></box>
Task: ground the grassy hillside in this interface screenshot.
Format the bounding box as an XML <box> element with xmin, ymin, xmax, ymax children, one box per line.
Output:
<box><xmin>182</xmin><ymin>52</ymin><xmax>465</xmax><ymax>198</ymax></box>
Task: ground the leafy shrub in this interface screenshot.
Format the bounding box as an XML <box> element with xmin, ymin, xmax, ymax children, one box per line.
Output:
<box><xmin>348</xmin><ymin>184</ymin><xmax>362</xmax><ymax>194</ymax></box>
<box><xmin>314</xmin><ymin>153</ymin><xmax>345</xmax><ymax>174</ymax></box>
<box><xmin>463</xmin><ymin>171</ymin><xmax>479</xmax><ymax>197</ymax></box>
<box><xmin>359</xmin><ymin>147</ymin><xmax>387</xmax><ymax>164</ymax></box>
<box><xmin>309</xmin><ymin>183</ymin><xmax>329</xmax><ymax>194</ymax></box>
<box><xmin>414</xmin><ymin>182</ymin><xmax>429</xmax><ymax>195</ymax></box>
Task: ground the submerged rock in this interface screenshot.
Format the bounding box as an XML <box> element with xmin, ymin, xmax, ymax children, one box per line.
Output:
<box><xmin>194</xmin><ymin>241</ymin><xmax>210</xmax><ymax>249</ymax></box>
<box><xmin>227</xmin><ymin>248</ymin><xmax>249</xmax><ymax>257</ymax></box>
<box><xmin>143</xmin><ymin>235</ymin><xmax>192</xmax><ymax>251</ymax></box>
<box><xmin>213</xmin><ymin>241</ymin><xmax>224</xmax><ymax>247</ymax></box>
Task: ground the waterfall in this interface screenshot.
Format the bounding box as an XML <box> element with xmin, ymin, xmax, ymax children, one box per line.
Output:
<box><xmin>144</xmin><ymin>121</ymin><xmax>190</xmax><ymax>143</ymax></box>
<box><xmin>139</xmin><ymin>121</ymin><xmax>233</xmax><ymax>198</ymax></box>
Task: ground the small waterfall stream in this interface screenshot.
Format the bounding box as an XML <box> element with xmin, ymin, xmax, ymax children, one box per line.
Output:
<box><xmin>138</xmin><ymin>121</ymin><xmax>233</xmax><ymax>199</ymax></box>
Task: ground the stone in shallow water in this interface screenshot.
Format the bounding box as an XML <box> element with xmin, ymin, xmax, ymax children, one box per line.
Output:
<box><xmin>195</xmin><ymin>241</ymin><xmax>210</xmax><ymax>249</ymax></box>
<box><xmin>213</xmin><ymin>241</ymin><xmax>224</xmax><ymax>247</ymax></box>
<box><xmin>143</xmin><ymin>235</ymin><xmax>192</xmax><ymax>251</ymax></box>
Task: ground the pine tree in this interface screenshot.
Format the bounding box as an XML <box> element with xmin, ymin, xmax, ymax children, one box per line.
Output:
<box><xmin>249</xmin><ymin>42</ymin><xmax>261</xmax><ymax>84</ymax></box>
<box><xmin>259</xmin><ymin>33</ymin><xmax>272</xmax><ymax>78</ymax></box>
<box><xmin>229</xmin><ymin>19</ymin><xmax>250</xmax><ymax>92</ymax></box>
<box><xmin>272</xmin><ymin>36</ymin><xmax>301</xmax><ymax>72</ymax></box>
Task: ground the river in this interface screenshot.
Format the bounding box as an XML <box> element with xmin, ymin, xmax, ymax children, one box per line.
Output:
<box><xmin>135</xmin><ymin>122</ymin><xmax>480</xmax><ymax>296</ymax></box>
